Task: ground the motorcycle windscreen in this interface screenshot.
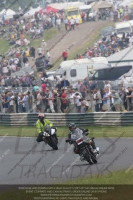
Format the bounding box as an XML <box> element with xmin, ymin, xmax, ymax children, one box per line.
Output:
<box><xmin>71</xmin><ymin>128</ymin><xmax>85</xmax><ymax>141</ymax></box>
<box><xmin>51</xmin><ymin>129</ymin><xmax>55</xmax><ymax>135</ymax></box>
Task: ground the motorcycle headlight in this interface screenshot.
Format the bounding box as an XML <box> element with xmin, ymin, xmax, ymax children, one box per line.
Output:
<box><xmin>89</xmin><ymin>140</ymin><xmax>93</xmax><ymax>145</ymax></box>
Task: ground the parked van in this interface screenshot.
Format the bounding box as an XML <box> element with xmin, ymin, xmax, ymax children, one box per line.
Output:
<box><xmin>59</xmin><ymin>57</ymin><xmax>109</xmax><ymax>68</ymax></box>
<box><xmin>56</xmin><ymin>58</ymin><xmax>110</xmax><ymax>83</ymax></box>
<box><xmin>79</xmin><ymin>5</ymin><xmax>94</xmax><ymax>20</ymax></box>
<box><xmin>128</xmin><ymin>20</ymin><xmax>133</xmax><ymax>32</ymax></box>
<box><xmin>115</xmin><ymin>22</ymin><xmax>132</xmax><ymax>38</ymax></box>
<box><xmin>89</xmin><ymin>65</ymin><xmax>132</xmax><ymax>81</ymax></box>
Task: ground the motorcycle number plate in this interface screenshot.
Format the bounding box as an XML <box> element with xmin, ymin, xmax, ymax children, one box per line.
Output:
<box><xmin>76</xmin><ymin>138</ymin><xmax>83</xmax><ymax>145</ymax></box>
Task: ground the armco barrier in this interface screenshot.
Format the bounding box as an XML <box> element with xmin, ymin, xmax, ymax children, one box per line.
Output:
<box><xmin>0</xmin><ymin>112</ymin><xmax>133</xmax><ymax>126</ymax></box>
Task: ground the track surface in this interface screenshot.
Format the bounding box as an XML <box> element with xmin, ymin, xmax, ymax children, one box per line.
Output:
<box><xmin>0</xmin><ymin>137</ymin><xmax>132</xmax><ymax>184</ymax></box>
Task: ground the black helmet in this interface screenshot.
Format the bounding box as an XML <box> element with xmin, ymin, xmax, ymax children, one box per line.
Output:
<box><xmin>68</xmin><ymin>123</ymin><xmax>76</xmax><ymax>131</ymax></box>
<box><xmin>38</xmin><ymin>113</ymin><xmax>45</xmax><ymax>121</ymax></box>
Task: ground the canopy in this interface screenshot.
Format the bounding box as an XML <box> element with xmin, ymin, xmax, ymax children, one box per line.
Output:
<box><xmin>90</xmin><ymin>1</ymin><xmax>114</xmax><ymax>11</ymax></box>
<box><xmin>39</xmin><ymin>6</ymin><xmax>59</xmax><ymax>14</ymax></box>
<box><xmin>79</xmin><ymin>5</ymin><xmax>92</xmax><ymax>10</ymax></box>
<box><xmin>24</xmin><ymin>6</ymin><xmax>42</xmax><ymax>17</ymax></box>
<box><xmin>47</xmin><ymin>2</ymin><xmax>84</xmax><ymax>10</ymax></box>
<box><xmin>4</xmin><ymin>9</ymin><xmax>16</xmax><ymax>20</ymax></box>
<box><xmin>0</xmin><ymin>9</ymin><xmax>6</xmax><ymax>16</ymax></box>
<box><xmin>119</xmin><ymin>0</ymin><xmax>133</xmax><ymax>7</ymax></box>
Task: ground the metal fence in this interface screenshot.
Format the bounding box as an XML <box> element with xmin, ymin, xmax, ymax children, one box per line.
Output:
<box><xmin>0</xmin><ymin>112</ymin><xmax>133</xmax><ymax>126</ymax></box>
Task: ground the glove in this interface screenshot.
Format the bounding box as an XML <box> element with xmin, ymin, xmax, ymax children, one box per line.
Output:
<box><xmin>65</xmin><ymin>139</ymin><xmax>70</xmax><ymax>143</ymax></box>
<box><xmin>84</xmin><ymin>129</ymin><xmax>89</xmax><ymax>132</ymax></box>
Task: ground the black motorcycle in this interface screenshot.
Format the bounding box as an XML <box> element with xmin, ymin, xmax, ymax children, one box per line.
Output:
<box><xmin>43</xmin><ymin>126</ymin><xmax>58</xmax><ymax>150</ymax></box>
<box><xmin>66</xmin><ymin>130</ymin><xmax>99</xmax><ymax>164</ymax></box>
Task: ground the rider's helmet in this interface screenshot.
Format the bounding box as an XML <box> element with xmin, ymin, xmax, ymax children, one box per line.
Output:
<box><xmin>38</xmin><ymin>113</ymin><xmax>45</xmax><ymax>121</ymax></box>
<box><xmin>68</xmin><ymin>123</ymin><xmax>76</xmax><ymax>131</ymax></box>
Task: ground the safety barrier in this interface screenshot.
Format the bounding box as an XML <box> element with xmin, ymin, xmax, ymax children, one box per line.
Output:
<box><xmin>0</xmin><ymin>112</ymin><xmax>133</xmax><ymax>126</ymax></box>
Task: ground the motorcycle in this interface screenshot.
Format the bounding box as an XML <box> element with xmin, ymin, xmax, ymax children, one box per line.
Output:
<box><xmin>43</xmin><ymin>126</ymin><xmax>58</xmax><ymax>150</ymax></box>
<box><xmin>66</xmin><ymin>129</ymin><xmax>99</xmax><ymax>165</ymax></box>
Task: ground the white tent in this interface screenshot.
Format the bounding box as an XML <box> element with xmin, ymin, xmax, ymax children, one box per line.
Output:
<box><xmin>0</xmin><ymin>9</ymin><xmax>6</xmax><ymax>16</ymax></box>
<box><xmin>49</xmin><ymin>2</ymin><xmax>84</xmax><ymax>10</ymax></box>
<box><xmin>24</xmin><ymin>6</ymin><xmax>42</xmax><ymax>17</ymax></box>
<box><xmin>119</xmin><ymin>0</ymin><xmax>133</xmax><ymax>7</ymax></box>
<box><xmin>4</xmin><ymin>9</ymin><xmax>16</xmax><ymax>20</ymax></box>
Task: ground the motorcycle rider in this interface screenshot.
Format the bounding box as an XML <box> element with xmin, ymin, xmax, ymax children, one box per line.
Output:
<box><xmin>66</xmin><ymin>123</ymin><xmax>98</xmax><ymax>154</ymax></box>
<box><xmin>36</xmin><ymin>113</ymin><xmax>53</xmax><ymax>142</ymax></box>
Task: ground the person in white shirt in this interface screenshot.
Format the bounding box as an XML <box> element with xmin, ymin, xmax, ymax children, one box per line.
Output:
<box><xmin>37</xmin><ymin>47</ymin><xmax>42</xmax><ymax>57</ymax></box>
<box><xmin>70</xmin><ymin>17</ymin><xmax>75</xmax><ymax>30</ymax></box>
<box><xmin>105</xmin><ymin>88</ymin><xmax>112</xmax><ymax>111</ymax></box>
<box><xmin>75</xmin><ymin>17</ymin><xmax>79</xmax><ymax>28</ymax></box>
<box><xmin>46</xmin><ymin>50</ymin><xmax>50</xmax><ymax>59</ymax></box>
<box><xmin>41</xmin><ymin>40</ymin><xmax>47</xmax><ymax>53</ymax></box>
<box><xmin>23</xmin><ymin>25</ymin><xmax>26</xmax><ymax>31</ymax></box>
<box><xmin>104</xmin><ymin>81</ymin><xmax>111</xmax><ymax>91</ymax></box>
<box><xmin>74</xmin><ymin>92</ymin><xmax>81</xmax><ymax>112</ymax></box>
<box><xmin>64</xmin><ymin>17</ymin><xmax>68</xmax><ymax>31</ymax></box>
<box><xmin>68</xmin><ymin>90</ymin><xmax>76</xmax><ymax>113</ymax></box>
<box><xmin>56</xmin><ymin>18</ymin><xmax>61</xmax><ymax>31</ymax></box>
<box><xmin>24</xmin><ymin>38</ymin><xmax>30</xmax><ymax>46</ymax></box>
<box><xmin>122</xmin><ymin>75</ymin><xmax>130</xmax><ymax>86</ymax></box>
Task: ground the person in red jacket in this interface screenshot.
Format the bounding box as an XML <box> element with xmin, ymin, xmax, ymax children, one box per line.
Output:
<box><xmin>62</xmin><ymin>50</ymin><xmax>68</xmax><ymax>61</ymax></box>
<box><xmin>41</xmin><ymin>80</ymin><xmax>47</xmax><ymax>94</ymax></box>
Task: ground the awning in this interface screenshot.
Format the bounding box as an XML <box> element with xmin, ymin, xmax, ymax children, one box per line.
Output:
<box><xmin>39</xmin><ymin>6</ymin><xmax>59</xmax><ymax>14</ymax></box>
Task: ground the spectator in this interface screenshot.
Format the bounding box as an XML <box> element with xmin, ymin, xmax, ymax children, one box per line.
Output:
<box><xmin>23</xmin><ymin>54</ymin><xmax>29</xmax><ymax>66</ymax></box>
<box><xmin>101</xmin><ymin>89</ymin><xmax>108</xmax><ymax>111</ymax></box>
<box><xmin>62</xmin><ymin>50</ymin><xmax>68</xmax><ymax>61</ymax></box>
<box><xmin>61</xmin><ymin>78</ymin><xmax>70</xmax><ymax>88</ymax></box>
<box><xmin>56</xmin><ymin>18</ymin><xmax>61</xmax><ymax>31</ymax></box>
<box><xmin>61</xmin><ymin>89</ymin><xmax>67</xmax><ymax>113</ymax></box>
<box><xmin>111</xmin><ymin>90</ymin><xmax>121</xmax><ymax>111</ymax></box>
<box><xmin>27</xmin><ymin>92</ymin><xmax>33</xmax><ymax>113</ymax></box>
<box><xmin>75</xmin><ymin>92</ymin><xmax>81</xmax><ymax>113</ymax></box>
<box><xmin>93</xmin><ymin>88</ymin><xmax>102</xmax><ymax>112</ymax></box>
<box><xmin>68</xmin><ymin>90</ymin><xmax>76</xmax><ymax>113</ymax></box>
<box><xmin>47</xmin><ymin>88</ymin><xmax>55</xmax><ymax>113</ymax></box>
<box><xmin>79</xmin><ymin>82</ymin><xmax>86</xmax><ymax>98</ymax></box>
<box><xmin>37</xmin><ymin>46</ymin><xmax>43</xmax><ymax>57</ymax></box>
<box><xmin>64</xmin><ymin>17</ymin><xmax>68</xmax><ymax>31</ymax></box>
<box><xmin>36</xmin><ymin>90</ymin><xmax>42</xmax><ymax>112</ymax></box>
<box><xmin>70</xmin><ymin>17</ymin><xmax>75</xmax><ymax>30</ymax></box>
<box><xmin>41</xmin><ymin>40</ymin><xmax>47</xmax><ymax>54</ymax></box>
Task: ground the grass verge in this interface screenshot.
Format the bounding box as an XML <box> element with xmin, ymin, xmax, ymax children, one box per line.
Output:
<box><xmin>0</xmin><ymin>27</ymin><xmax>61</xmax><ymax>55</ymax></box>
<box><xmin>0</xmin><ymin>125</ymin><xmax>133</xmax><ymax>137</ymax></box>
<box><xmin>0</xmin><ymin>169</ymin><xmax>132</xmax><ymax>200</ymax></box>
<box><xmin>64</xmin><ymin>169</ymin><xmax>133</xmax><ymax>185</ymax></box>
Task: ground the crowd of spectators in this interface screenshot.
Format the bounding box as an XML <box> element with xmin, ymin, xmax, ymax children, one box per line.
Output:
<box><xmin>78</xmin><ymin>32</ymin><xmax>133</xmax><ymax>59</ymax></box>
<box><xmin>0</xmin><ymin>71</ymin><xmax>133</xmax><ymax>114</ymax></box>
<box><xmin>0</xmin><ymin>4</ymin><xmax>133</xmax><ymax>114</ymax></box>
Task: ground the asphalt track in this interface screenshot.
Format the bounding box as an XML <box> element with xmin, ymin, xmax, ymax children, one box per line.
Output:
<box><xmin>0</xmin><ymin>136</ymin><xmax>133</xmax><ymax>184</ymax></box>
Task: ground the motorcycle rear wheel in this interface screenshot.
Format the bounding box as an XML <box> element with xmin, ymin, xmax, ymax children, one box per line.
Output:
<box><xmin>83</xmin><ymin>152</ymin><xmax>93</xmax><ymax>165</ymax></box>
<box><xmin>51</xmin><ymin>136</ymin><xmax>58</xmax><ymax>150</ymax></box>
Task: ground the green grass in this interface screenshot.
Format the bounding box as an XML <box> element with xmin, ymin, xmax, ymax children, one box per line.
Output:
<box><xmin>0</xmin><ymin>27</ymin><xmax>62</xmax><ymax>55</ymax></box>
<box><xmin>65</xmin><ymin>169</ymin><xmax>133</xmax><ymax>184</ymax></box>
<box><xmin>30</xmin><ymin>27</ymin><xmax>63</xmax><ymax>49</ymax></box>
<box><xmin>0</xmin><ymin>38</ymin><xmax>10</xmax><ymax>54</ymax></box>
<box><xmin>0</xmin><ymin>125</ymin><xmax>133</xmax><ymax>137</ymax></box>
<box><xmin>0</xmin><ymin>169</ymin><xmax>132</xmax><ymax>200</ymax></box>
<box><xmin>51</xmin><ymin>22</ymin><xmax>114</xmax><ymax>70</ymax></box>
